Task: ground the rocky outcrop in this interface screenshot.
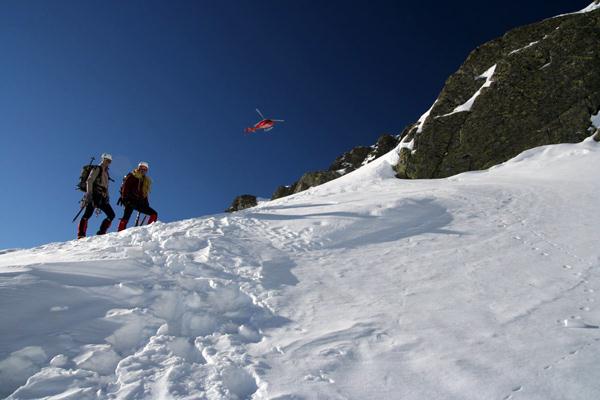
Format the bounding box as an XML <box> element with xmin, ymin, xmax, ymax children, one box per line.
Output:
<box><xmin>395</xmin><ymin>4</ymin><xmax>600</xmax><ymax>179</ymax></box>
<box><xmin>293</xmin><ymin>171</ymin><xmax>342</xmax><ymax>193</ymax></box>
<box><xmin>271</xmin><ymin>134</ymin><xmax>399</xmax><ymax>200</ymax></box>
<box><xmin>368</xmin><ymin>134</ymin><xmax>400</xmax><ymax>161</ymax></box>
<box><xmin>271</xmin><ymin>172</ymin><xmax>341</xmax><ymax>200</ymax></box>
<box><xmin>272</xmin><ymin>185</ymin><xmax>294</xmax><ymax>199</ymax></box>
<box><xmin>225</xmin><ymin>194</ymin><xmax>257</xmax><ymax>213</ymax></box>
<box><xmin>329</xmin><ymin>146</ymin><xmax>371</xmax><ymax>173</ymax></box>
<box><xmin>329</xmin><ymin>134</ymin><xmax>400</xmax><ymax>173</ymax></box>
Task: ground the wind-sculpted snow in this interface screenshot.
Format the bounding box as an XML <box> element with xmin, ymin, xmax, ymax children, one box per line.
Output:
<box><xmin>0</xmin><ymin>216</ymin><xmax>292</xmax><ymax>399</ymax></box>
<box><xmin>1</xmin><ymin>137</ymin><xmax>600</xmax><ymax>399</ymax></box>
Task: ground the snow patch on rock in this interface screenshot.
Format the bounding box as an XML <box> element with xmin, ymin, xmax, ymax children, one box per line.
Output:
<box><xmin>440</xmin><ymin>64</ymin><xmax>497</xmax><ymax>117</ymax></box>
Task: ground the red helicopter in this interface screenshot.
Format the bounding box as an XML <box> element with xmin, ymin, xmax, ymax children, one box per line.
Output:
<box><xmin>244</xmin><ymin>108</ymin><xmax>285</xmax><ymax>134</ymax></box>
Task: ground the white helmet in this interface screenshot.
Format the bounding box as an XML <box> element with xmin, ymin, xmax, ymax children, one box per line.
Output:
<box><xmin>138</xmin><ymin>161</ymin><xmax>149</xmax><ymax>169</ymax></box>
<box><xmin>101</xmin><ymin>153</ymin><xmax>112</xmax><ymax>161</ymax></box>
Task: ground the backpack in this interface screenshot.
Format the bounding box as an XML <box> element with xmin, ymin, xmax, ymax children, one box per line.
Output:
<box><xmin>119</xmin><ymin>173</ymin><xmax>131</xmax><ymax>197</ymax></box>
<box><xmin>77</xmin><ymin>165</ymin><xmax>99</xmax><ymax>192</ymax></box>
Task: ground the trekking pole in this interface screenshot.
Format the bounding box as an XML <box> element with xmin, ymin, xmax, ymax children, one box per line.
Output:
<box><xmin>140</xmin><ymin>216</ymin><xmax>147</xmax><ymax>225</ymax></box>
<box><xmin>72</xmin><ymin>203</ymin><xmax>85</xmax><ymax>222</ymax></box>
<box><xmin>134</xmin><ymin>211</ymin><xmax>141</xmax><ymax>226</ymax></box>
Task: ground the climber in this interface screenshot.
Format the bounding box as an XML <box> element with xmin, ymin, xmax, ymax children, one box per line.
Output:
<box><xmin>117</xmin><ymin>161</ymin><xmax>158</xmax><ymax>231</ymax></box>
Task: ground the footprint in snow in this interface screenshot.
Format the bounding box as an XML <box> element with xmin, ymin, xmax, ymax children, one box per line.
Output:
<box><xmin>502</xmin><ymin>386</ymin><xmax>523</xmax><ymax>400</ymax></box>
<box><xmin>562</xmin><ymin>319</ymin><xmax>599</xmax><ymax>329</ymax></box>
<box><xmin>304</xmin><ymin>371</ymin><xmax>334</xmax><ymax>384</ymax></box>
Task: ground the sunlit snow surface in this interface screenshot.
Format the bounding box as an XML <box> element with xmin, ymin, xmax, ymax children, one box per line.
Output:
<box><xmin>554</xmin><ymin>0</ymin><xmax>600</xmax><ymax>17</ymax></box>
<box><xmin>2</xmin><ymin>134</ymin><xmax>600</xmax><ymax>399</ymax></box>
<box><xmin>577</xmin><ymin>1</ymin><xmax>600</xmax><ymax>14</ymax></box>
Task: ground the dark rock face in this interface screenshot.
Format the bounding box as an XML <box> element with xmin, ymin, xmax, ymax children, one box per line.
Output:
<box><xmin>272</xmin><ymin>171</ymin><xmax>341</xmax><ymax>200</ymax></box>
<box><xmin>395</xmin><ymin>6</ymin><xmax>600</xmax><ymax>179</ymax></box>
<box><xmin>225</xmin><ymin>194</ymin><xmax>257</xmax><ymax>213</ymax></box>
<box><xmin>369</xmin><ymin>134</ymin><xmax>400</xmax><ymax>160</ymax></box>
<box><xmin>330</xmin><ymin>134</ymin><xmax>399</xmax><ymax>174</ymax></box>
<box><xmin>329</xmin><ymin>146</ymin><xmax>371</xmax><ymax>172</ymax></box>
<box><xmin>293</xmin><ymin>171</ymin><xmax>341</xmax><ymax>193</ymax></box>
<box><xmin>272</xmin><ymin>185</ymin><xmax>294</xmax><ymax>199</ymax></box>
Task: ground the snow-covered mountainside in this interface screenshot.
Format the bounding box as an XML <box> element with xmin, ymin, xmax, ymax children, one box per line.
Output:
<box><xmin>2</xmin><ymin>134</ymin><xmax>600</xmax><ymax>399</ymax></box>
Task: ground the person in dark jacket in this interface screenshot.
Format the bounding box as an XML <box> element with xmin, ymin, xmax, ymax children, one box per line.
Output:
<box><xmin>78</xmin><ymin>153</ymin><xmax>116</xmax><ymax>239</ymax></box>
<box><xmin>117</xmin><ymin>161</ymin><xmax>158</xmax><ymax>231</ymax></box>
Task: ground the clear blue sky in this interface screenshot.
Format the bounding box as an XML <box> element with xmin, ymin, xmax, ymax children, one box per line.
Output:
<box><xmin>0</xmin><ymin>0</ymin><xmax>590</xmax><ymax>249</ymax></box>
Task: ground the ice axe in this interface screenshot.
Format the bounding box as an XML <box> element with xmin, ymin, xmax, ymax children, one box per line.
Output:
<box><xmin>72</xmin><ymin>157</ymin><xmax>95</xmax><ymax>223</ymax></box>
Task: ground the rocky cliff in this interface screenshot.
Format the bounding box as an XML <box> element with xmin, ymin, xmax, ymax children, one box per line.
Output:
<box><xmin>394</xmin><ymin>2</ymin><xmax>600</xmax><ymax>178</ymax></box>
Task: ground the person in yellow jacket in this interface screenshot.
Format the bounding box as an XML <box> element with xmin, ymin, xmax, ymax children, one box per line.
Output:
<box><xmin>117</xmin><ymin>162</ymin><xmax>158</xmax><ymax>231</ymax></box>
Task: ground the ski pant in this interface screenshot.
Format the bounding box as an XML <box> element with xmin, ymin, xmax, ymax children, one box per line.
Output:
<box><xmin>117</xmin><ymin>198</ymin><xmax>157</xmax><ymax>231</ymax></box>
<box><xmin>82</xmin><ymin>194</ymin><xmax>115</xmax><ymax>220</ymax></box>
<box><xmin>78</xmin><ymin>193</ymin><xmax>115</xmax><ymax>237</ymax></box>
<box><xmin>121</xmin><ymin>199</ymin><xmax>157</xmax><ymax>222</ymax></box>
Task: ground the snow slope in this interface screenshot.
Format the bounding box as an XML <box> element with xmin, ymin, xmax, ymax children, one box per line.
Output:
<box><xmin>555</xmin><ymin>0</ymin><xmax>600</xmax><ymax>17</ymax></box>
<box><xmin>2</xmin><ymin>134</ymin><xmax>600</xmax><ymax>399</ymax></box>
